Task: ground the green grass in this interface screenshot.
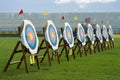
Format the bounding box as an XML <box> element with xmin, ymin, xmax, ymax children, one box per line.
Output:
<box><xmin>0</xmin><ymin>37</ymin><xmax>120</xmax><ymax>80</ymax></box>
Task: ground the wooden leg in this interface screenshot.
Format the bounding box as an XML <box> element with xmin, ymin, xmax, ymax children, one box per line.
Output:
<box><xmin>35</xmin><ymin>55</ymin><xmax>40</xmax><ymax>69</ymax></box>
<box><xmin>64</xmin><ymin>41</ymin><xmax>69</xmax><ymax>61</ymax></box>
<box><xmin>65</xmin><ymin>47</ymin><xmax>69</xmax><ymax>61</ymax></box>
<box><xmin>16</xmin><ymin>54</ymin><xmax>24</xmax><ymax>69</ymax></box>
<box><xmin>21</xmin><ymin>45</ymin><xmax>29</xmax><ymax>73</ymax></box>
<box><xmin>73</xmin><ymin>44</ymin><xmax>78</xmax><ymax>55</ymax></box>
<box><xmin>98</xmin><ymin>42</ymin><xmax>100</xmax><ymax>52</ymax></box>
<box><xmin>3</xmin><ymin>41</ymin><xmax>20</xmax><ymax>72</ymax></box>
<box><xmin>89</xmin><ymin>44</ymin><xmax>92</xmax><ymax>55</ymax></box>
<box><xmin>56</xmin><ymin>51</ymin><xmax>60</xmax><ymax>64</ymax></box>
<box><xmin>40</xmin><ymin>50</ymin><xmax>47</xmax><ymax>63</ymax></box>
<box><xmin>112</xmin><ymin>41</ymin><xmax>114</xmax><ymax>48</ymax></box>
<box><xmin>72</xmin><ymin>48</ymin><xmax>76</xmax><ymax>59</ymax></box>
<box><xmin>101</xmin><ymin>43</ymin><xmax>103</xmax><ymax>51</ymax></box>
<box><xmin>78</xmin><ymin>44</ymin><xmax>82</xmax><ymax>57</ymax></box>
<box><xmin>47</xmin><ymin>51</ymin><xmax>51</xmax><ymax>66</ymax></box>
<box><xmin>59</xmin><ymin>46</ymin><xmax>65</xmax><ymax>57</ymax></box>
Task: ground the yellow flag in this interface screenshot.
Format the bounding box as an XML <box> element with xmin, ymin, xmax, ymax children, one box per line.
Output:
<box><xmin>93</xmin><ymin>18</ymin><xmax>96</xmax><ymax>22</ymax></box>
<box><xmin>74</xmin><ymin>16</ymin><xmax>78</xmax><ymax>21</ymax></box>
<box><xmin>106</xmin><ymin>20</ymin><xmax>109</xmax><ymax>24</ymax></box>
<box><xmin>43</xmin><ymin>11</ymin><xmax>48</xmax><ymax>16</ymax></box>
<box><xmin>69</xmin><ymin>48</ymin><xmax>72</xmax><ymax>56</ymax></box>
<box><xmin>30</xmin><ymin>55</ymin><xmax>35</xmax><ymax>64</ymax></box>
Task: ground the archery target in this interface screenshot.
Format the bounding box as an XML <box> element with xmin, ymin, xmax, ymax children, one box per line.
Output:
<box><xmin>20</xmin><ymin>20</ymin><xmax>38</xmax><ymax>54</ymax></box>
<box><xmin>77</xmin><ymin>23</ymin><xmax>86</xmax><ymax>46</ymax></box>
<box><xmin>63</xmin><ymin>22</ymin><xmax>74</xmax><ymax>48</ymax></box>
<box><xmin>87</xmin><ymin>24</ymin><xmax>95</xmax><ymax>44</ymax></box>
<box><xmin>102</xmin><ymin>25</ymin><xmax>109</xmax><ymax>41</ymax></box>
<box><xmin>45</xmin><ymin>20</ymin><xmax>59</xmax><ymax>50</ymax></box>
<box><xmin>96</xmin><ymin>24</ymin><xmax>103</xmax><ymax>43</ymax></box>
<box><xmin>108</xmin><ymin>25</ymin><xmax>114</xmax><ymax>41</ymax></box>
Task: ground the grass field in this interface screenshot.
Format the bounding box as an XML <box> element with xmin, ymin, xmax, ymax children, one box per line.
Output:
<box><xmin>0</xmin><ymin>37</ymin><xmax>120</xmax><ymax>80</ymax></box>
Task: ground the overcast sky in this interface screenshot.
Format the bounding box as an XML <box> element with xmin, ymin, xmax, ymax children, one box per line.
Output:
<box><xmin>0</xmin><ymin>0</ymin><xmax>120</xmax><ymax>13</ymax></box>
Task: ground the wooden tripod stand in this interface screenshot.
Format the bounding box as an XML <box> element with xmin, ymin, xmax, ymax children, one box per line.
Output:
<box><xmin>73</xmin><ymin>28</ymin><xmax>87</xmax><ymax>57</ymax></box>
<box><xmin>59</xmin><ymin>28</ymin><xmax>75</xmax><ymax>61</ymax></box>
<box><xmin>3</xmin><ymin>27</ymin><xmax>40</xmax><ymax>73</ymax></box>
<box><xmin>38</xmin><ymin>27</ymin><xmax>60</xmax><ymax>66</ymax></box>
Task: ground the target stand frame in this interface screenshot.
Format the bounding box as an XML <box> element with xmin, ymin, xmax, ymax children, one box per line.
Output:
<box><xmin>108</xmin><ymin>26</ymin><xmax>114</xmax><ymax>49</ymax></box>
<box><xmin>38</xmin><ymin>27</ymin><xmax>60</xmax><ymax>66</ymax></box>
<box><xmin>3</xmin><ymin>27</ymin><xmax>40</xmax><ymax>73</ymax></box>
<box><xmin>73</xmin><ymin>28</ymin><xmax>87</xmax><ymax>57</ymax></box>
<box><xmin>102</xmin><ymin>25</ymin><xmax>110</xmax><ymax>51</ymax></box>
<box><xmin>108</xmin><ymin>34</ymin><xmax>114</xmax><ymax>49</ymax></box>
<box><xmin>59</xmin><ymin>28</ymin><xmax>75</xmax><ymax>61</ymax></box>
<box><xmin>85</xmin><ymin>37</ymin><xmax>94</xmax><ymax>54</ymax></box>
<box><xmin>102</xmin><ymin>37</ymin><xmax>109</xmax><ymax>51</ymax></box>
<box><xmin>93</xmin><ymin>24</ymin><xmax>103</xmax><ymax>53</ymax></box>
<box><xmin>84</xmin><ymin>24</ymin><xmax>95</xmax><ymax>55</ymax></box>
<box><xmin>94</xmin><ymin>36</ymin><xmax>103</xmax><ymax>52</ymax></box>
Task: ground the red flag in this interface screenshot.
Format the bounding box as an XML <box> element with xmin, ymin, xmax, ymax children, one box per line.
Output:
<box><xmin>19</xmin><ymin>9</ymin><xmax>23</xmax><ymax>15</ymax></box>
<box><xmin>61</xmin><ymin>16</ymin><xmax>65</xmax><ymax>20</ymax></box>
<box><xmin>84</xmin><ymin>18</ymin><xmax>91</xmax><ymax>23</ymax></box>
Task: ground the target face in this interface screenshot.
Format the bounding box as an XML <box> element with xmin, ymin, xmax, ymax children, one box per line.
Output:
<box><xmin>45</xmin><ymin>20</ymin><xmax>59</xmax><ymax>50</ymax></box>
<box><xmin>77</xmin><ymin>23</ymin><xmax>86</xmax><ymax>46</ymax></box>
<box><xmin>48</xmin><ymin>25</ymin><xmax>57</xmax><ymax>46</ymax></box>
<box><xmin>63</xmin><ymin>22</ymin><xmax>74</xmax><ymax>48</ymax></box>
<box><xmin>87</xmin><ymin>24</ymin><xmax>95</xmax><ymax>44</ymax></box>
<box><xmin>66</xmin><ymin>26</ymin><xmax>73</xmax><ymax>44</ymax></box>
<box><xmin>102</xmin><ymin>25</ymin><xmax>109</xmax><ymax>41</ymax></box>
<box><xmin>20</xmin><ymin>20</ymin><xmax>38</xmax><ymax>54</ymax></box>
<box><xmin>108</xmin><ymin>25</ymin><xmax>114</xmax><ymax>41</ymax></box>
<box><xmin>25</xmin><ymin>25</ymin><xmax>36</xmax><ymax>49</ymax></box>
<box><xmin>96</xmin><ymin>24</ymin><xmax>103</xmax><ymax>43</ymax></box>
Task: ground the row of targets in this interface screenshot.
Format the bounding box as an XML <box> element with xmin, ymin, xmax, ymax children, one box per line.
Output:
<box><xmin>80</xmin><ymin>23</ymin><xmax>114</xmax><ymax>55</ymax></box>
<box><xmin>4</xmin><ymin>19</ymin><xmax>114</xmax><ymax>73</ymax></box>
<box><xmin>20</xmin><ymin>20</ymin><xmax>114</xmax><ymax>56</ymax></box>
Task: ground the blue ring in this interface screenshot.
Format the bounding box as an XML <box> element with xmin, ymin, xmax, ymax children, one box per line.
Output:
<box><xmin>25</xmin><ymin>25</ymin><xmax>37</xmax><ymax>49</ymax></box>
<box><xmin>66</xmin><ymin>26</ymin><xmax>73</xmax><ymax>44</ymax></box>
<box><xmin>48</xmin><ymin>25</ymin><xmax>57</xmax><ymax>46</ymax></box>
<box><xmin>79</xmin><ymin>27</ymin><xmax>85</xmax><ymax>43</ymax></box>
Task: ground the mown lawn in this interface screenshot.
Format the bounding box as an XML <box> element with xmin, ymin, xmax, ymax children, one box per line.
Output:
<box><xmin>0</xmin><ymin>37</ymin><xmax>120</xmax><ymax>80</ymax></box>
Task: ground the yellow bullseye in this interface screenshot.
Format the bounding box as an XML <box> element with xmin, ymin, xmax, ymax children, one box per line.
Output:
<box><xmin>29</xmin><ymin>31</ymin><xmax>34</xmax><ymax>42</ymax></box>
<box><xmin>51</xmin><ymin>31</ymin><xmax>55</xmax><ymax>39</ymax></box>
<box><xmin>68</xmin><ymin>32</ymin><xmax>71</xmax><ymax>38</ymax></box>
<box><xmin>81</xmin><ymin>32</ymin><xmax>84</xmax><ymax>38</ymax></box>
<box><xmin>90</xmin><ymin>31</ymin><xmax>92</xmax><ymax>37</ymax></box>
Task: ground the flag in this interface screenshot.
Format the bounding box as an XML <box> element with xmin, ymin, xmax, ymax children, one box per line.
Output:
<box><xmin>43</xmin><ymin>11</ymin><xmax>48</xmax><ymax>16</ymax></box>
<box><xmin>106</xmin><ymin>20</ymin><xmax>109</xmax><ymax>24</ymax></box>
<box><xmin>19</xmin><ymin>9</ymin><xmax>23</xmax><ymax>15</ymax></box>
<box><xmin>74</xmin><ymin>16</ymin><xmax>78</xmax><ymax>21</ymax></box>
<box><xmin>84</xmin><ymin>18</ymin><xmax>91</xmax><ymax>23</ymax></box>
<box><xmin>61</xmin><ymin>16</ymin><xmax>65</xmax><ymax>20</ymax></box>
<box><xmin>93</xmin><ymin>18</ymin><xmax>96</xmax><ymax>22</ymax></box>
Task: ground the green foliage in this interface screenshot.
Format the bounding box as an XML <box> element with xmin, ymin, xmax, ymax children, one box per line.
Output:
<box><xmin>0</xmin><ymin>38</ymin><xmax>120</xmax><ymax>80</ymax></box>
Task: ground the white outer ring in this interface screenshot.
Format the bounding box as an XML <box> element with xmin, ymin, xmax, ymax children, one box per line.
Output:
<box><xmin>20</xmin><ymin>20</ymin><xmax>39</xmax><ymax>54</ymax></box>
<box><xmin>45</xmin><ymin>20</ymin><xmax>59</xmax><ymax>51</ymax></box>
<box><xmin>96</xmin><ymin>24</ymin><xmax>103</xmax><ymax>43</ymax></box>
<box><xmin>87</xmin><ymin>24</ymin><xmax>95</xmax><ymax>44</ymax></box>
<box><xmin>102</xmin><ymin>25</ymin><xmax>109</xmax><ymax>41</ymax></box>
<box><xmin>63</xmin><ymin>22</ymin><xmax>74</xmax><ymax>48</ymax></box>
<box><xmin>108</xmin><ymin>25</ymin><xmax>114</xmax><ymax>41</ymax></box>
<box><xmin>77</xmin><ymin>23</ymin><xmax>86</xmax><ymax>46</ymax></box>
